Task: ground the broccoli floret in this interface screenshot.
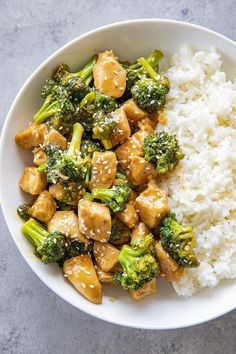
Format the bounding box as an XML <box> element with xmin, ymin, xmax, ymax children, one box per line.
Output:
<box><xmin>42</xmin><ymin>123</ymin><xmax>91</xmax><ymax>184</ymax></box>
<box><xmin>109</xmin><ymin>217</ymin><xmax>131</xmax><ymax>245</ymax></box>
<box><xmin>92</xmin><ymin>113</ymin><xmax>116</xmax><ymax>150</ymax></box>
<box><xmin>17</xmin><ymin>203</ymin><xmax>32</xmax><ymax>221</ymax></box>
<box><xmin>142</xmin><ymin>132</ymin><xmax>184</xmax><ymax>174</ymax></box>
<box><xmin>33</xmin><ymin>80</ymin><xmax>75</xmax><ymax>124</ymax></box>
<box><xmin>58</xmin><ymin>240</ymin><xmax>92</xmax><ymax>267</ymax></box>
<box><xmin>131</xmin><ymin>56</ymin><xmax>170</xmax><ymax>113</ymax></box>
<box><xmin>160</xmin><ymin>212</ymin><xmax>200</xmax><ymax>267</ymax></box>
<box><xmin>53</xmin><ymin>55</ymin><xmax>97</xmax><ymax>102</ymax></box>
<box><xmin>113</xmin><ymin>234</ymin><xmax>160</xmax><ymax>290</ymax></box>
<box><xmin>124</xmin><ymin>50</ymin><xmax>164</xmax><ymax>98</ymax></box>
<box><xmin>80</xmin><ymin>138</ymin><xmax>104</xmax><ymax>158</ymax></box>
<box><xmin>89</xmin><ymin>183</ymin><xmax>131</xmax><ymax>213</ymax></box>
<box><xmin>21</xmin><ymin>218</ymin><xmax>67</xmax><ymax>264</ymax></box>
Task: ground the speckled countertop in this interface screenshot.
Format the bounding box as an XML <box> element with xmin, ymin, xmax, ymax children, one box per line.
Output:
<box><xmin>0</xmin><ymin>1</ymin><xmax>235</xmax><ymax>353</ymax></box>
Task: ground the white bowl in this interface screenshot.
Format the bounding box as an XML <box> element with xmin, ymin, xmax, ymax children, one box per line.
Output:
<box><xmin>0</xmin><ymin>19</ymin><xmax>236</xmax><ymax>329</ymax></box>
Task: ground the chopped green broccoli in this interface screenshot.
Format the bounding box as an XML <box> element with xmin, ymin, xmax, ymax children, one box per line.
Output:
<box><xmin>88</xmin><ymin>183</ymin><xmax>131</xmax><ymax>213</ymax></box>
<box><xmin>160</xmin><ymin>212</ymin><xmax>200</xmax><ymax>267</ymax></box>
<box><xmin>17</xmin><ymin>203</ymin><xmax>32</xmax><ymax>221</ymax></box>
<box><xmin>53</xmin><ymin>55</ymin><xmax>97</xmax><ymax>102</ymax></box>
<box><xmin>113</xmin><ymin>234</ymin><xmax>160</xmax><ymax>290</ymax></box>
<box><xmin>124</xmin><ymin>50</ymin><xmax>164</xmax><ymax>98</ymax></box>
<box><xmin>58</xmin><ymin>240</ymin><xmax>92</xmax><ymax>267</ymax></box>
<box><xmin>142</xmin><ymin>131</ymin><xmax>184</xmax><ymax>174</ymax></box>
<box><xmin>33</xmin><ymin>80</ymin><xmax>75</xmax><ymax>124</ymax></box>
<box><xmin>109</xmin><ymin>217</ymin><xmax>131</xmax><ymax>246</ymax></box>
<box><xmin>92</xmin><ymin>113</ymin><xmax>116</xmax><ymax>150</ymax></box>
<box><xmin>131</xmin><ymin>56</ymin><xmax>170</xmax><ymax>113</ymax></box>
<box><xmin>22</xmin><ymin>218</ymin><xmax>67</xmax><ymax>264</ymax></box>
<box><xmin>80</xmin><ymin>138</ymin><xmax>104</xmax><ymax>158</ymax></box>
<box><xmin>42</xmin><ymin>123</ymin><xmax>91</xmax><ymax>184</ymax></box>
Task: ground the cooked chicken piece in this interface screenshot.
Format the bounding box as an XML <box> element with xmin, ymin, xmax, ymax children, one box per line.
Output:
<box><xmin>89</xmin><ymin>151</ymin><xmax>117</xmax><ymax>190</ymax></box>
<box><xmin>48</xmin><ymin>210</ymin><xmax>89</xmax><ymax>243</ymax></box>
<box><xmin>49</xmin><ymin>182</ymin><xmax>83</xmax><ymax>206</ymax></box>
<box><xmin>135</xmin><ymin>181</ymin><xmax>169</xmax><ymax>229</ymax></box>
<box><xmin>115</xmin><ymin>122</ymin><xmax>154</xmax><ymax>170</ymax></box>
<box><xmin>111</xmin><ymin>107</ymin><xmax>131</xmax><ymax>146</ymax></box>
<box><xmin>122</xmin><ymin>99</ymin><xmax>146</xmax><ymax>124</ymax></box>
<box><xmin>93</xmin><ymin>241</ymin><xmax>120</xmax><ymax>272</ymax></box>
<box><xmin>116</xmin><ymin>202</ymin><xmax>139</xmax><ymax>229</ymax></box>
<box><xmin>140</xmin><ymin>115</ymin><xmax>159</xmax><ymax>129</ymax></box>
<box><xmin>19</xmin><ymin>167</ymin><xmax>47</xmax><ymax>195</ymax></box>
<box><xmin>15</xmin><ymin>123</ymin><xmax>47</xmax><ymax>149</ymax></box>
<box><xmin>129</xmin><ymin>189</ymin><xmax>137</xmax><ymax>203</ymax></box>
<box><xmin>31</xmin><ymin>190</ymin><xmax>56</xmax><ymax>223</ymax></box>
<box><xmin>43</xmin><ymin>129</ymin><xmax>67</xmax><ymax>149</ymax></box>
<box><xmin>78</xmin><ymin>200</ymin><xmax>111</xmax><ymax>242</ymax></box>
<box><xmin>64</xmin><ymin>255</ymin><xmax>102</xmax><ymax>304</ymax></box>
<box><xmin>155</xmin><ymin>242</ymin><xmax>184</xmax><ymax>281</ymax></box>
<box><xmin>94</xmin><ymin>264</ymin><xmax>114</xmax><ymax>284</ymax></box>
<box><xmin>32</xmin><ymin>147</ymin><xmax>47</xmax><ymax>166</ymax></box>
<box><xmin>93</xmin><ymin>50</ymin><xmax>126</xmax><ymax>98</ymax></box>
<box><xmin>129</xmin><ymin>278</ymin><xmax>157</xmax><ymax>300</ymax></box>
<box><xmin>127</xmin><ymin>156</ymin><xmax>157</xmax><ymax>186</ymax></box>
<box><xmin>132</xmin><ymin>222</ymin><xmax>150</xmax><ymax>242</ymax></box>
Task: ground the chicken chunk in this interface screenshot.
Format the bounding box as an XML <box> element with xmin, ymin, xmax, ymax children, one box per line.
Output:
<box><xmin>93</xmin><ymin>241</ymin><xmax>120</xmax><ymax>272</ymax></box>
<box><xmin>132</xmin><ymin>222</ymin><xmax>150</xmax><ymax>242</ymax></box>
<box><xmin>127</xmin><ymin>155</ymin><xmax>158</xmax><ymax>186</ymax></box>
<box><xmin>19</xmin><ymin>167</ymin><xmax>47</xmax><ymax>195</ymax></box>
<box><xmin>48</xmin><ymin>210</ymin><xmax>89</xmax><ymax>243</ymax></box>
<box><xmin>94</xmin><ymin>264</ymin><xmax>114</xmax><ymax>284</ymax></box>
<box><xmin>93</xmin><ymin>50</ymin><xmax>126</xmax><ymax>98</ymax></box>
<box><xmin>43</xmin><ymin>129</ymin><xmax>67</xmax><ymax>149</ymax></box>
<box><xmin>64</xmin><ymin>255</ymin><xmax>102</xmax><ymax>304</ymax></box>
<box><xmin>116</xmin><ymin>202</ymin><xmax>139</xmax><ymax>229</ymax></box>
<box><xmin>111</xmin><ymin>107</ymin><xmax>131</xmax><ymax>146</ymax></box>
<box><xmin>155</xmin><ymin>242</ymin><xmax>184</xmax><ymax>281</ymax></box>
<box><xmin>32</xmin><ymin>147</ymin><xmax>47</xmax><ymax>166</ymax></box>
<box><xmin>78</xmin><ymin>200</ymin><xmax>111</xmax><ymax>242</ymax></box>
<box><xmin>15</xmin><ymin>123</ymin><xmax>47</xmax><ymax>149</ymax></box>
<box><xmin>135</xmin><ymin>181</ymin><xmax>169</xmax><ymax>229</ymax></box>
<box><xmin>89</xmin><ymin>151</ymin><xmax>117</xmax><ymax>190</ymax></box>
<box><xmin>115</xmin><ymin>123</ymin><xmax>154</xmax><ymax>170</ymax></box>
<box><xmin>31</xmin><ymin>190</ymin><xmax>56</xmax><ymax>223</ymax></box>
<box><xmin>122</xmin><ymin>99</ymin><xmax>146</xmax><ymax>124</ymax></box>
<box><xmin>129</xmin><ymin>278</ymin><xmax>157</xmax><ymax>300</ymax></box>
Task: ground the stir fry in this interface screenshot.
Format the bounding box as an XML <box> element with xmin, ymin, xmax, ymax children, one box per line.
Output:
<box><xmin>15</xmin><ymin>50</ymin><xmax>199</xmax><ymax>304</ymax></box>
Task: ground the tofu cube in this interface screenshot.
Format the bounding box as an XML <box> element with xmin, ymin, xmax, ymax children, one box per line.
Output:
<box><xmin>78</xmin><ymin>200</ymin><xmax>111</xmax><ymax>242</ymax></box>
<box><xmin>19</xmin><ymin>167</ymin><xmax>47</xmax><ymax>195</ymax></box>
<box><xmin>31</xmin><ymin>190</ymin><xmax>56</xmax><ymax>223</ymax></box>
<box><xmin>93</xmin><ymin>241</ymin><xmax>120</xmax><ymax>272</ymax></box>
<box><xmin>135</xmin><ymin>181</ymin><xmax>169</xmax><ymax>229</ymax></box>
<box><xmin>15</xmin><ymin>123</ymin><xmax>47</xmax><ymax>149</ymax></box>
<box><xmin>48</xmin><ymin>210</ymin><xmax>89</xmax><ymax>243</ymax></box>
<box><xmin>155</xmin><ymin>242</ymin><xmax>184</xmax><ymax>281</ymax></box>
<box><xmin>89</xmin><ymin>151</ymin><xmax>117</xmax><ymax>189</ymax></box>
<box><xmin>94</xmin><ymin>264</ymin><xmax>114</xmax><ymax>284</ymax></box>
<box><xmin>129</xmin><ymin>278</ymin><xmax>157</xmax><ymax>300</ymax></box>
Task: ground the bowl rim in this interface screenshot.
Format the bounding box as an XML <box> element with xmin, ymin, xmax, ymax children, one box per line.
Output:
<box><xmin>0</xmin><ymin>18</ymin><xmax>236</xmax><ymax>330</ymax></box>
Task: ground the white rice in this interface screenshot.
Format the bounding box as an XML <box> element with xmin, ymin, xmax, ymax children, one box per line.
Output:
<box><xmin>157</xmin><ymin>45</ymin><xmax>236</xmax><ymax>296</ymax></box>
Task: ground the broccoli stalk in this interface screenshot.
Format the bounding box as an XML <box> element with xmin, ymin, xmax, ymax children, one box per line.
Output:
<box><xmin>87</xmin><ymin>183</ymin><xmax>131</xmax><ymax>213</ymax></box>
<box><xmin>22</xmin><ymin>218</ymin><xmax>67</xmax><ymax>264</ymax></box>
<box><xmin>142</xmin><ymin>131</ymin><xmax>184</xmax><ymax>174</ymax></box>
<box><xmin>160</xmin><ymin>212</ymin><xmax>200</xmax><ymax>267</ymax></box>
<box><xmin>33</xmin><ymin>80</ymin><xmax>75</xmax><ymax>124</ymax></box>
<box><xmin>130</xmin><ymin>56</ymin><xmax>170</xmax><ymax>114</ymax></box>
<box><xmin>113</xmin><ymin>234</ymin><xmax>160</xmax><ymax>290</ymax></box>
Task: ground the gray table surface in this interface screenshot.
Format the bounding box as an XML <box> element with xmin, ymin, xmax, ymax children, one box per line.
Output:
<box><xmin>0</xmin><ymin>1</ymin><xmax>236</xmax><ymax>353</ymax></box>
